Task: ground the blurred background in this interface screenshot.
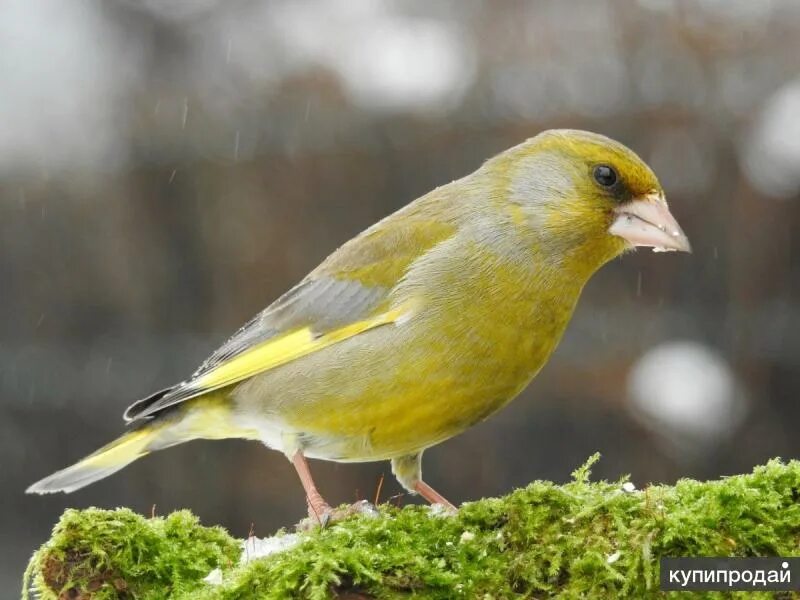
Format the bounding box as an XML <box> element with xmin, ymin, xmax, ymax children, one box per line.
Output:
<box><xmin>3</xmin><ymin>0</ymin><xmax>799</xmax><ymax>588</ymax></box>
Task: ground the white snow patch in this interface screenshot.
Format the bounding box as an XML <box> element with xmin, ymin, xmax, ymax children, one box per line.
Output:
<box><xmin>240</xmin><ymin>533</ymin><xmax>302</xmax><ymax>564</ymax></box>
<box><xmin>203</xmin><ymin>568</ymin><xmax>223</xmax><ymax>585</ymax></box>
<box><xmin>203</xmin><ymin>532</ymin><xmax>305</xmax><ymax>586</ymax></box>
<box><xmin>427</xmin><ymin>503</ymin><xmax>455</xmax><ymax>518</ymax></box>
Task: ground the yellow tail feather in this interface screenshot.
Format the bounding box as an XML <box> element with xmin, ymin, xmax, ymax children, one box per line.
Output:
<box><xmin>26</xmin><ymin>426</ymin><xmax>161</xmax><ymax>494</ymax></box>
<box><xmin>26</xmin><ymin>395</ymin><xmax>252</xmax><ymax>494</ymax></box>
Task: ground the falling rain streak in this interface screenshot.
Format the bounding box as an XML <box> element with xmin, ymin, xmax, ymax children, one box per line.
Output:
<box><xmin>182</xmin><ymin>98</ymin><xmax>189</xmax><ymax>129</ymax></box>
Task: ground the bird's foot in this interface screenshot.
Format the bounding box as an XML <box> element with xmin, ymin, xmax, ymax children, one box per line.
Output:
<box><xmin>298</xmin><ymin>499</ymin><xmax>380</xmax><ymax>530</ymax></box>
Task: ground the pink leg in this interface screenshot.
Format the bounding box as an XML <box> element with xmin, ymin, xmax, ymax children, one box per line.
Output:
<box><xmin>291</xmin><ymin>452</ymin><xmax>332</xmax><ymax>523</ymax></box>
<box><xmin>415</xmin><ymin>480</ymin><xmax>456</xmax><ymax>511</ymax></box>
<box><xmin>392</xmin><ymin>453</ymin><xmax>457</xmax><ymax>511</ymax></box>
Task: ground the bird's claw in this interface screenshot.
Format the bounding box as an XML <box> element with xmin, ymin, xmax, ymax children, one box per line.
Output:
<box><xmin>298</xmin><ymin>499</ymin><xmax>379</xmax><ymax>531</ymax></box>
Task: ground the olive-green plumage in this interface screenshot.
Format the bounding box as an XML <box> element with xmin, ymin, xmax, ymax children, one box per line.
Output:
<box><xmin>28</xmin><ymin>129</ymin><xmax>689</xmax><ymax>500</ymax></box>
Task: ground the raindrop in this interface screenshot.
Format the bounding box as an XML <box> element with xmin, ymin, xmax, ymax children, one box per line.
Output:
<box><xmin>168</xmin><ymin>169</ymin><xmax>177</xmax><ymax>184</ymax></box>
<box><xmin>234</xmin><ymin>130</ymin><xmax>240</xmax><ymax>161</ymax></box>
<box><xmin>182</xmin><ymin>97</ymin><xmax>189</xmax><ymax>129</ymax></box>
<box><xmin>636</xmin><ymin>271</ymin><xmax>643</xmax><ymax>297</ymax></box>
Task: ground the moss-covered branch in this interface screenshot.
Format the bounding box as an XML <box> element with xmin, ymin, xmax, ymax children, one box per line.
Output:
<box><xmin>23</xmin><ymin>457</ymin><xmax>800</xmax><ymax>599</ymax></box>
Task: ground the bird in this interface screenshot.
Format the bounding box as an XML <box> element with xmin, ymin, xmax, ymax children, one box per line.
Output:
<box><xmin>27</xmin><ymin>129</ymin><xmax>690</xmax><ymax>522</ymax></box>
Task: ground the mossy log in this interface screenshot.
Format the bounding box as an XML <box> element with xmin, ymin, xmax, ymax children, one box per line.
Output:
<box><xmin>23</xmin><ymin>456</ymin><xmax>800</xmax><ymax>599</ymax></box>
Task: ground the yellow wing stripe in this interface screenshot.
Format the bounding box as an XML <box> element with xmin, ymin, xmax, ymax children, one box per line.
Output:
<box><xmin>191</xmin><ymin>304</ymin><xmax>411</xmax><ymax>392</ymax></box>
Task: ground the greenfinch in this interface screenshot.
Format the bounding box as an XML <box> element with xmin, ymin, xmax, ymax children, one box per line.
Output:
<box><xmin>28</xmin><ymin>129</ymin><xmax>690</xmax><ymax>518</ymax></box>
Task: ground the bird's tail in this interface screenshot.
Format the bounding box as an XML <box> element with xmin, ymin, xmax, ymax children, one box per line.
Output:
<box><xmin>27</xmin><ymin>395</ymin><xmax>255</xmax><ymax>494</ymax></box>
<box><xmin>26</xmin><ymin>423</ymin><xmax>166</xmax><ymax>494</ymax></box>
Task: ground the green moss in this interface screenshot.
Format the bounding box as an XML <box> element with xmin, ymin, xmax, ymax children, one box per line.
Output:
<box><xmin>24</xmin><ymin>457</ymin><xmax>800</xmax><ymax>599</ymax></box>
<box><xmin>23</xmin><ymin>508</ymin><xmax>240</xmax><ymax>599</ymax></box>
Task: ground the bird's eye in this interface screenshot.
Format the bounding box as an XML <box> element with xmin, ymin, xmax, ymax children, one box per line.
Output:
<box><xmin>593</xmin><ymin>165</ymin><xmax>618</xmax><ymax>188</ymax></box>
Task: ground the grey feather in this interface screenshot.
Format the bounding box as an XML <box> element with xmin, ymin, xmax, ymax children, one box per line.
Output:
<box><xmin>123</xmin><ymin>276</ymin><xmax>388</xmax><ymax>422</ymax></box>
<box><xmin>193</xmin><ymin>277</ymin><xmax>387</xmax><ymax>377</ymax></box>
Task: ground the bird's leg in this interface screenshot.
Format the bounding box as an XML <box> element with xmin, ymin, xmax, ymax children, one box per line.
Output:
<box><xmin>291</xmin><ymin>451</ymin><xmax>332</xmax><ymax>524</ymax></box>
<box><xmin>414</xmin><ymin>480</ymin><xmax>456</xmax><ymax>510</ymax></box>
<box><xmin>291</xmin><ymin>451</ymin><xmax>379</xmax><ymax>530</ymax></box>
<box><xmin>391</xmin><ymin>452</ymin><xmax>457</xmax><ymax>511</ymax></box>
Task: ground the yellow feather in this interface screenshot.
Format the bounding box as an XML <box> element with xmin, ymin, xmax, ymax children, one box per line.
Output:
<box><xmin>25</xmin><ymin>427</ymin><xmax>161</xmax><ymax>494</ymax></box>
<box><xmin>81</xmin><ymin>428</ymin><xmax>155</xmax><ymax>468</ymax></box>
<box><xmin>182</xmin><ymin>397</ymin><xmax>259</xmax><ymax>440</ymax></box>
<box><xmin>192</xmin><ymin>303</ymin><xmax>413</xmax><ymax>392</ymax></box>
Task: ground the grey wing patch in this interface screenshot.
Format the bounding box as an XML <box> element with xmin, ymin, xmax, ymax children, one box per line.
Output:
<box><xmin>123</xmin><ymin>276</ymin><xmax>388</xmax><ymax>423</ymax></box>
<box><xmin>192</xmin><ymin>276</ymin><xmax>388</xmax><ymax>377</ymax></box>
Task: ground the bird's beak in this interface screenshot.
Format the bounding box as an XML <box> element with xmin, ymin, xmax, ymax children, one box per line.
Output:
<box><xmin>608</xmin><ymin>193</ymin><xmax>691</xmax><ymax>253</ymax></box>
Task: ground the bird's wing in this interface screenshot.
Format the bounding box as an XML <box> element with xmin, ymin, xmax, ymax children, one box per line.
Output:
<box><xmin>123</xmin><ymin>212</ymin><xmax>456</xmax><ymax>422</ymax></box>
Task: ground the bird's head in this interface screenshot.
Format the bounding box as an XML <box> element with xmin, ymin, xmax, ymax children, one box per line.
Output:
<box><xmin>488</xmin><ymin>129</ymin><xmax>690</xmax><ymax>276</ymax></box>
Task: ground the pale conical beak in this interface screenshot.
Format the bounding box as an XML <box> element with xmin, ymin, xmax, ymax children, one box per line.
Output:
<box><xmin>608</xmin><ymin>194</ymin><xmax>691</xmax><ymax>253</ymax></box>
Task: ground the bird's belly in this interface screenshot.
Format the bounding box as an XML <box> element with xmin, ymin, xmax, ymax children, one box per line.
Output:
<box><xmin>233</xmin><ymin>304</ymin><xmax>567</xmax><ymax>462</ymax></box>
<box><xmin>280</xmin><ymin>367</ymin><xmax>530</xmax><ymax>463</ymax></box>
